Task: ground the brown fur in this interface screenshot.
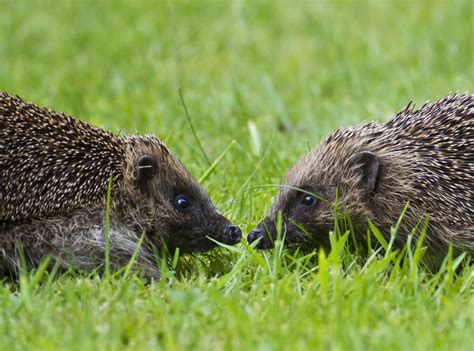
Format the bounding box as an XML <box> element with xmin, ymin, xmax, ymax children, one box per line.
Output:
<box><xmin>0</xmin><ymin>92</ymin><xmax>241</xmax><ymax>278</ymax></box>
<box><xmin>249</xmin><ymin>93</ymin><xmax>473</xmax><ymax>258</ymax></box>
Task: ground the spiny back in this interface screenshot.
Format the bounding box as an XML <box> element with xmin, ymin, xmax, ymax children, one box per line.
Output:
<box><xmin>322</xmin><ymin>93</ymin><xmax>474</xmax><ymax>226</ymax></box>
<box><xmin>0</xmin><ymin>93</ymin><xmax>127</xmax><ymax>223</ymax></box>
<box><xmin>384</xmin><ymin>93</ymin><xmax>473</xmax><ymax>226</ymax></box>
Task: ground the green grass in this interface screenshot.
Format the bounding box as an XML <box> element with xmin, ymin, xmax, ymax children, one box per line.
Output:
<box><xmin>0</xmin><ymin>0</ymin><xmax>473</xmax><ymax>350</ymax></box>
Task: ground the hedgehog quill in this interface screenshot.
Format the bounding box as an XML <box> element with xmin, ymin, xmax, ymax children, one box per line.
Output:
<box><xmin>0</xmin><ymin>92</ymin><xmax>241</xmax><ymax>278</ymax></box>
<box><xmin>248</xmin><ymin>94</ymin><xmax>473</xmax><ymax>258</ymax></box>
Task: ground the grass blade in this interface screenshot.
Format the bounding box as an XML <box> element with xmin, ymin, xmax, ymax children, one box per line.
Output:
<box><xmin>104</xmin><ymin>176</ymin><xmax>113</xmax><ymax>279</ymax></box>
<box><xmin>199</xmin><ymin>140</ymin><xmax>236</xmax><ymax>183</ymax></box>
<box><xmin>179</xmin><ymin>87</ymin><xmax>211</xmax><ymax>166</ymax></box>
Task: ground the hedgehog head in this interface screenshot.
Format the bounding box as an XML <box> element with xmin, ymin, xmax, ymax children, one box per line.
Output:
<box><xmin>248</xmin><ymin>127</ymin><xmax>402</xmax><ymax>250</ymax></box>
<box><xmin>120</xmin><ymin>137</ymin><xmax>242</xmax><ymax>253</ymax></box>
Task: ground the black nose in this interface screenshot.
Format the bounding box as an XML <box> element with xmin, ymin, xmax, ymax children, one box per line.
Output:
<box><xmin>247</xmin><ymin>230</ymin><xmax>263</xmax><ymax>245</ymax></box>
<box><xmin>224</xmin><ymin>225</ymin><xmax>242</xmax><ymax>244</ymax></box>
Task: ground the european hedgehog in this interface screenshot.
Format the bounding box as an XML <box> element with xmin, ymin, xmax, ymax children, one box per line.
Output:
<box><xmin>0</xmin><ymin>92</ymin><xmax>241</xmax><ymax>278</ymax></box>
<box><xmin>248</xmin><ymin>93</ymin><xmax>473</xmax><ymax>258</ymax></box>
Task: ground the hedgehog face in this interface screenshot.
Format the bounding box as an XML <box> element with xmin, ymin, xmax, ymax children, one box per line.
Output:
<box><xmin>133</xmin><ymin>153</ymin><xmax>241</xmax><ymax>253</ymax></box>
<box><xmin>247</xmin><ymin>185</ymin><xmax>336</xmax><ymax>250</ymax></box>
<box><xmin>248</xmin><ymin>150</ymin><xmax>379</xmax><ymax>250</ymax></box>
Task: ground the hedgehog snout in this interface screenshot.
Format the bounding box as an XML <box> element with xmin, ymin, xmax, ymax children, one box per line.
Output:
<box><xmin>247</xmin><ymin>224</ymin><xmax>274</xmax><ymax>249</ymax></box>
<box><xmin>222</xmin><ymin>225</ymin><xmax>242</xmax><ymax>245</ymax></box>
<box><xmin>247</xmin><ymin>230</ymin><xmax>262</xmax><ymax>245</ymax></box>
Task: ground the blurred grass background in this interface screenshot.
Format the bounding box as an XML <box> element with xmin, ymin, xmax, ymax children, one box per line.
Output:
<box><xmin>0</xmin><ymin>0</ymin><xmax>473</xmax><ymax>350</ymax></box>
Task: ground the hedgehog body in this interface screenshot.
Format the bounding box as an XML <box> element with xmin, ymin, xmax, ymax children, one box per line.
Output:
<box><xmin>0</xmin><ymin>93</ymin><xmax>241</xmax><ymax>277</ymax></box>
<box><xmin>249</xmin><ymin>93</ymin><xmax>473</xmax><ymax>257</ymax></box>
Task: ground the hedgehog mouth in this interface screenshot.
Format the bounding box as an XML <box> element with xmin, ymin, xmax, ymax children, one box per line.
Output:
<box><xmin>248</xmin><ymin>221</ymin><xmax>322</xmax><ymax>250</ymax></box>
<box><xmin>174</xmin><ymin>235</ymin><xmax>217</xmax><ymax>253</ymax></box>
<box><xmin>166</xmin><ymin>222</ymin><xmax>241</xmax><ymax>253</ymax></box>
<box><xmin>172</xmin><ymin>229</ymin><xmax>241</xmax><ymax>253</ymax></box>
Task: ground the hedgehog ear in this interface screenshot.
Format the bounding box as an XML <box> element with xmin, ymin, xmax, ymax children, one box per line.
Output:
<box><xmin>135</xmin><ymin>155</ymin><xmax>156</xmax><ymax>194</ymax></box>
<box><xmin>349</xmin><ymin>151</ymin><xmax>379</xmax><ymax>193</ymax></box>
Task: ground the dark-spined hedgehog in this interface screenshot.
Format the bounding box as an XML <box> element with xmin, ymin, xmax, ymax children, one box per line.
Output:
<box><xmin>0</xmin><ymin>92</ymin><xmax>241</xmax><ymax>278</ymax></box>
<box><xmin>248</xmin><ymin>93</ymin><xmax>473</xmax><ymax>258</ymax></box>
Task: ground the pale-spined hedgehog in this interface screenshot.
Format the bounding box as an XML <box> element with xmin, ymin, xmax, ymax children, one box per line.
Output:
<box><xmin>248</xmin><ymin>93</ymin><xmax>473</xmax><ymax>257</ymax></box>
<box><xmin>0</xmin><ymin>92</ymin><xmax>241</xmax><ymax>278</ymax></box>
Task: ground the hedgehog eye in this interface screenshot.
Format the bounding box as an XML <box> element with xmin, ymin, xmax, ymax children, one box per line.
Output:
<box><xmin>174</xmin><ymin>195</ymin><xmax>190</xmax><ymax>210</ymax></box>
<box><xmin>302</xmin><ymin>195</ymin><xmax>317</xmax><ymax>207</ymax></box>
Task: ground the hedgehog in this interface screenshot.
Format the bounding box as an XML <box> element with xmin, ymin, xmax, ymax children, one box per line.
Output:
<box><xmin>0</xmin><ymin>92</ymin><xmax>241</xmax><ymax>278</ymax></box>
<box><xmin>248</xmin><ymin>93</ymin><xmax>473</xmax><ymax>258</ymax></box>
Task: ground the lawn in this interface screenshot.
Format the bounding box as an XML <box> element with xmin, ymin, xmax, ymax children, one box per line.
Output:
<box><xmin>0</xmin><ymin>0</ymin><xmax>473</xmax><ymax>350</ymax></box>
